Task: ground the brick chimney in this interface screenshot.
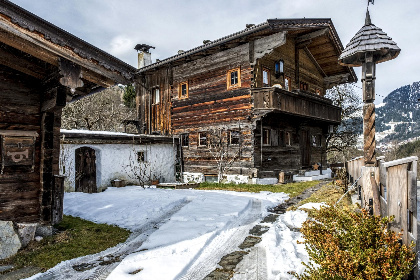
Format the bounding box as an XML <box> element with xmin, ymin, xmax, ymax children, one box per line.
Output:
<box><xmin>134</xmin><ymin>44</ymin><xmax>155</xmax><ymax>69</ymax></box>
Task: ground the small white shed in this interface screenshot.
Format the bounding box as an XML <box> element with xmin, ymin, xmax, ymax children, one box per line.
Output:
<box><xmin>60</xmin><ymin>130</ymin><xmax>180</xmax><ymax>192</ymax></box>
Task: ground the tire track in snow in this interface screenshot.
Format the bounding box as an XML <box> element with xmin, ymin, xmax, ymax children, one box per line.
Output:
<box><xmin>176</xmin><ymin>199</ymin><xmax>262</xmax><ymax>280</ymax></box>
<box><xmin>25</xmin><ymin>198</ymin><xmax>192</xmax><ymax>280</ymax></box>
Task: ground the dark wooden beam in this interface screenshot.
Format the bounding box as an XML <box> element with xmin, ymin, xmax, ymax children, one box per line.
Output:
<box><xmin>58</xmin><ymin>57</ymin><xmax>84</xmax><ymax>91</ymax></box>
<box><xmin>0</xmin><ymin>18</ymin><xmax>131</xmax><ymax>85</ymax></box>
<box><xmin>304</xmin><ymin>47</ymin><xmax>327</xmax><ymax>77</ymax></box>
<box><xmin>296</xmin><ymin>28</ymin><xmax>329</xmax><ymax>44</ymax></box>
<box><xmin>0</xmin><ymin>45</ymin><xmax>48</xmax><ymax>79</ymax></box>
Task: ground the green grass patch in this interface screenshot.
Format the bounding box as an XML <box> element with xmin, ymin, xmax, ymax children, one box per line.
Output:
<box><xmin>197</xmin><ymin>181</ymin><xmax>320</xmax><ymax>198</ymax></box>
<box><xmin>0</xmin><ymin>215</ymin><xmax>130</xmax><ymax>272</ymax></box>
<box><xmin>288</xmin><ymin>182</ymin><xmax>352</xmax><ymax>211</ymax></box>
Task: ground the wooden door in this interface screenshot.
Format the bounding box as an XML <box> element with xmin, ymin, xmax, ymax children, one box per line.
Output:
<box><xmin>301</xmin><ymin>130</ymin><xmax>310</xmax><ymax>167</ymax></box>
<box><xmin>75</xmin><ymin>147</ymin><xmax>97</xmax><ymax>193</ymax></box>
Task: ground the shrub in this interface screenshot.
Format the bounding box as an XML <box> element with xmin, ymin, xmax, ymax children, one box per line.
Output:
<box><xmin>298</xmin><ymin>206</ymin><xmax>416</xmax><ymax>280</ymax></box>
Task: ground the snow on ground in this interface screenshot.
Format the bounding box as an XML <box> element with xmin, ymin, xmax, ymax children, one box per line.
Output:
<box><xmin>257</xmin><ymin>210</ymin><xmax>310</xmax><ymax>279</ymax></box>
<box><xmin>26</xmin><ymin>186</ymin><xmax>317</xmax><ymax>280</ymax></box>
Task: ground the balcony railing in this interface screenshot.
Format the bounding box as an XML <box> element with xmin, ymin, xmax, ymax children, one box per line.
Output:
<box><xmin>252</xmin><ymin>87</ymin><xmax>341</xmax><ymax>123</ymax></box>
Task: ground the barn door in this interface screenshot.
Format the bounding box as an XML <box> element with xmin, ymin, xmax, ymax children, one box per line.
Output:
<box><xmin>75</xmin><ymin>147</ymin><xmax>97</xmax><ymax>193</ymax></box>
<box><xmin>301</xmin><ymin>130</ymin><xmax>310</xmax><ymax>167</ymax></box>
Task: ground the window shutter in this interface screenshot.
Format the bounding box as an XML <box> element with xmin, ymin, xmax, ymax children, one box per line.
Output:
<box><xmin>271</xmin><ymin>129</ymin><xmax>278</xmax><ymax>146</ymax></box>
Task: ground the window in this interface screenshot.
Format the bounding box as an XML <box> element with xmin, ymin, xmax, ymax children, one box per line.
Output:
<box><xmin>230</xmin><ymin>131</ymin><xmax>240</xmax><ymax>145</ymax></box>
<box><xmin>275</xmin><ymin>60</ymin><xmax>284</xmax><ymax>78</ymax></box>
<box><xmin>262</xmin><ymin>68</ymin><xmax>270</xmax><ymax>87</ymax></box>
<box><xmin>279</xmin><ymin>130</ymin><xmax>285</xmax><ymax>146</ymax></box>
<box><xmin>198</xmin><ymin>132</ymin><xmax>207</xmax><ymax>146</ymax></box>
<box><xmin>181</xmin><ymin>133</ymin><xmax>189</xmax><ymax>147</ymax></box>
<box><xmin>263</xmin><ymin>128</ymin><xmax>271</xmax><ymax>145</ymax></box>
<box><xmin>285</xmin><ymin>131</ymin><xmax>291</xmax><ymax>146</ymax></box>
<box><xmin>285</xmin><ymin>76</ymin><xmax>291</xmax><ymax>91</ymax></box>
<box><xmin>227</xmin><ymin>68</ymin><xmax>241</xmax><ymax>89</ymax></box>
<box><xmin>300</xmin><ymin>82</ymin><xmax>308</xmax><ymax>91</ymax></box>
<box><xmin>312</xmin><ymin>135</ymin><xmax>321</xmax><ymax>147</ymax></box>
<box><xmin>152</xmin><ymin>88</ymin><xmax>160</xmax><ymax>104</ymax></box>
<box><xmin>179</xmin><ymin>81</ymin><xmax>189</xmax><ymax>99</ymax></box>
<box><xmin>137</xmin><ymin>151</ymin><xmax>146</xmax><ymax>162</ymax></box>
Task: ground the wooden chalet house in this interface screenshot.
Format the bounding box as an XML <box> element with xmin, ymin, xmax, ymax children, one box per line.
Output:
<box><xmin>0</xmin><ymin>0</ymin><xmax>135</xmax><ymax>250</ymax></box>
<box><xmin>135</xmin><ymin>19</ymin><xmax>356</xmax><ymax>181</ymax></box>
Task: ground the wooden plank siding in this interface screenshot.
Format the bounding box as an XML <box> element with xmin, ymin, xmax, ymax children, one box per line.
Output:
<box><xmin>252</xmin><ymin>87</ymin><xmax>341</xmax><ymax>123</ymax></box>
<box><xmin>0</xmin><ymin>65</ymin><xmax>42</xmax><ymax>223</ymax></box>
<box><xmin>253</xmin><ymin>36</ymin><xmax>325</xmax><ymax>95</ymax></box>
<box><xmin>254</xmin><ymin>114</ymin><xmax>328</xmax><ymax>176</ymax></box>
<box><xmin>137</xmin><ymin>31</ymin><xmax>344</xmax><ymax>177</ymax></box>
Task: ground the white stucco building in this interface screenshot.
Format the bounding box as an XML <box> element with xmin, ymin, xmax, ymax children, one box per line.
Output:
<box><xmin>60</xmin><ymin>130</ymin><xmax>179</xmax><ymax>192</ymax></box>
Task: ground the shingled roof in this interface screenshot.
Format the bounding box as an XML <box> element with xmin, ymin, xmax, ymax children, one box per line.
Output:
<box><xmin>339</xmin><ymin>10</ymin><xmax>400</xmax><ymax>67</ymax></box>
<box><xmin>137</xmin><ymin>18</ymin><xmax>357</xmax><ymax>83</ymax></box>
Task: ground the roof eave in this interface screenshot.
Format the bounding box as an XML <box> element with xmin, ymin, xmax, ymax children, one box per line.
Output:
<box><xmin>0</xmin><ymin>0</ymin><xmax>136</xmax><ymax>84</ymax></box>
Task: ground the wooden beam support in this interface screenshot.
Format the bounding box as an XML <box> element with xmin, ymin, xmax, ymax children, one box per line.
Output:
<box><xmin>296</xmin><ymin>28</ymin><xmax>329</xmax><ymax>44</ymax></box>
<box><xmin>0</xmin><ymin>45</ymin><xmax>47</xmax><ymax>79</ymax></box>
<box><xmin>304</xmin><ymin>47</ymin><xmax>327</xmax><ymax>77</ymax></box>
<box><xmin>41</xmin><ymin>86</ymin><xmax>68</xmax><ymax>112</ymax></box>
<box><xmin>58</xmin><ymin>57</ymin><xmax>84</xmax><ymax>92</ymax></box>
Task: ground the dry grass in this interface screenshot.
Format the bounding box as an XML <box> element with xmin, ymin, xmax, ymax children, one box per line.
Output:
<box><xmin>288</xmin><ymin>182</ymin><xmax>353</xmax><ymax>211</ymax></box>
<box><xmin>197</xmin><ymin>181</ymin><xmax>321</xmax><ymax>198</ymax></box>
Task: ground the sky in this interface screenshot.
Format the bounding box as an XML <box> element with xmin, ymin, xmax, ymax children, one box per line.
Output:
<box><xmin>10</xmin><ymin>0</ymin><xmax>420</xmax><ymax>103</ymax></box>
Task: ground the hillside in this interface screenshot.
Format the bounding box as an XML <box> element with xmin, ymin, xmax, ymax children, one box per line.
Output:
<box><xmin>386</xmin><ymin>139</ymin><xmax>420</xmax><ymax>176</ymax></box>
<box><xmin>376</xmin><ymin>82</ymin><xmax>420</xmax><ymax>143</ymax></box>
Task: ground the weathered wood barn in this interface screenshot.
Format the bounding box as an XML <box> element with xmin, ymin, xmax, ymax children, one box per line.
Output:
<box><xmin>135</xmin><ymin>19</ymin><xmax>356</xmax><ymax>180</ymax></box>
<box><xmin>0</xmin><ymin>0</ymin><xmax>135</xmax><ymax>248</ymax></box>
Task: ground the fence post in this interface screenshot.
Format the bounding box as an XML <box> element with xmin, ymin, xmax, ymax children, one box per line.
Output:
<box><xmin>361</xmin><ymin>166</ymin><xmax>380</xmax><ymax>215</ymax></box>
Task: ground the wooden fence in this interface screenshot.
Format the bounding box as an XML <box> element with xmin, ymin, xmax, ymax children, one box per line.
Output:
<box><xmin>346</xmin><ymin>156</ymin><xmax>418</xmax><ymax>279</ymax></box>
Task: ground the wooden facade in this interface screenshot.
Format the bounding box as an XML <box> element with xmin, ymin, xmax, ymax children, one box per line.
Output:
<box><xmin>0</xmin><ymin>1</ymin><xmax>135</xmax><ymax>226</ymax></box>
<box><xmin>136</xmin><ymin>19</ymin><xmax>356</xmax><ymax>178</ymax></box>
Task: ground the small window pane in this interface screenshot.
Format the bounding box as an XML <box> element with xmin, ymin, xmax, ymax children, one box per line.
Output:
<box><xmin>153</xmin><ymin>88</ymin><xmax>160</xmax><ymax>104</ymax></box>
<box><xmin>199</xmin><ymin>133</ymin><xmax>207</xmax><ymax>146</ymax></box>
<box><xmin>137</xmin><ymin>151</ymin><xmax>145</xmax><ymax>162</ymax></box>
<box><xmin>181</xmin><ymin>133</ymin><xmax>189</xmax><ymax>147</ymax></box>
<box><xmin>181</xmin><ymin>84</ymin><xmax>187</xmax><ymax>97</ymax></box>
<box><xmin>285</xmin><ymin>77</ymin><xmax>291</xmax><ymax>91</ymax></box>
<box><xmin>263</xmin><ymin>129</ymin><xmax>271</xmax><ymax>145</ymax></box>
<box><xmin>231</xmin><ymin>71</ymin><xmax>238</xmax><ymax>85</ymax></box>
<box><xmin>275</xmin><ymin>60</ymin><xmax>284</xmax><ymax>75</ymax></box>
<box><xmin>285</xmin><ymin>132</ymin><xmax>291</xmax><ymax>146</ymax></box>
<box><xmin>230</xmin><ymin>131</ymin><xmax>240</xmax><ymax>145</ymax></box>
<box><xmin>263</xmin><ymin>70</ymin><xmax>269</xmax><ymax>87</ymax></box>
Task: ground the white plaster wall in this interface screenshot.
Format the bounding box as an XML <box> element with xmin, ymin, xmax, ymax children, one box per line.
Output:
<box><xmin>60</xmin><ymin>143</ymin><xmax>177</xmax><ymax>191</ymax></box>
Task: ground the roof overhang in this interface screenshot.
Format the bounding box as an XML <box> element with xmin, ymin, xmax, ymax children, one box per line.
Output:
<box><xmin>136</xmin><ymin>18</ymin><xmax>356</xmax><ymax>84</ymax></box>
<box><xmin>0</xmin><ymin>0</ymin><xmax>136</xmax><ymax>99</ymax></box>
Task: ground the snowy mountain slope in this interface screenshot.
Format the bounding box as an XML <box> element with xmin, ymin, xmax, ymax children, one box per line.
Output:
<box><xmin>376</xmin><ymin>81</ymin><xmax>420</xmax><ymax>143</ymax></box>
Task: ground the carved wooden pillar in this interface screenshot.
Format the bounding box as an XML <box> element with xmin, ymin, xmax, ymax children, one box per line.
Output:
<box><xmin>362</xmin><ymin>52</ymin><xmax>376</xmax><ymax>166</ymax></box>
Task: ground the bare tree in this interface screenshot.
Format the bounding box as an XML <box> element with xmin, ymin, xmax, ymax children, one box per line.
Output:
<box><xmin>61</xmin><ymin>86</ymin><xmax>137</xmax><ymax>132</ymax></box>
<box><xmin>207</xmin><ymin>124</ymin><xmax>242</xmax><ymax>183</ymax></box>
<box><xmin>124</xmin><ymin>143</ymin><xmax>163</xmax><ymax>187</ymax></box>
<box><xmin>124</xmin><ymin>147</ymin><xmax>151</xmax><ymax>188</ymax></box>
<box><xmin>325</xmin><ymin>84</ymin><xmax>363</xmax><ymax>163</ymax></box>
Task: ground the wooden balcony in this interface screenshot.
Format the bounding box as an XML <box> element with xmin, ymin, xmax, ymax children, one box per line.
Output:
<box><xmin>252</xmin><ymin>87</ymin><xmax>341</xmax><ymax>123</ymax></box>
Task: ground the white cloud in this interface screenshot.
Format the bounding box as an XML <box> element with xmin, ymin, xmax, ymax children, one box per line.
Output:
<box><xmin>10</xmin><ymin>0</ymin><xmax>420</xmax><ymax>101</ymax></box>
<box><xmin>108</xmin><ymin>35</ymin><xmax>134</xmax><ymax>57</ymax></box>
